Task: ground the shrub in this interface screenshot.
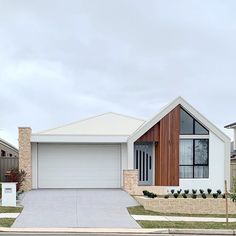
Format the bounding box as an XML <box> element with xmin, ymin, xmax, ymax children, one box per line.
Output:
<box><xmin>173</xmin><ymin>193</ymin><xmax>179</xmax><ymax>198</ymax></box>
<box><xmin>5</xmin><ymin>168</ymin><xmax>26</xmax><ymax>191</ymax></box>
<box><xmin>231</xmin><ymin>193</ymin><xmax>236</xmax><ymax>202</ymax></box>
<box><xmin>182</xmin><ymin>193</ymin><xmax>187</xmax><ymax>198</ymax></box>
<box><xmin>199</xmin><ymin>189</ymin><xmax>204</xmax><ymax>194</ymax></box>
<box><xmin>177</xmin><ymin>189</ymin><xmax>182</xmax><ymax>194</ymax></box>
<box><xmin>143</xmin><ymin>190</ymin><xmax>149</xmax><ymax>196</ymax></box>
<box><xmin>213</xmin><ymin>193</ymin><xmax>219</xmax><ymax>198</ymax></box>
<box><xmin>164</xmin><ymin>194</ymin><xmax>169</xmax><ymax>199</ymax></box>
<box><xmin>147</xmin><ymin>192</ymin><xmax>157</xmax><ymax>198</ymax></box>
<box><xmin>201</xmin><ymin>193</ymin><xmax>207</xmax><ymax>199</ymax></box>
<box><xmin>184</xmin><ymin>189</ymin><xmax>189</xmax><ymax>194</ymax></box>
<box><xmin>170</xmin><ymin>189</ymin><xmax>175</xmax><ymax>194</ymax></box>
<box><xmin>217</xmin><ymin>189</ymin><xmax>222</xmax><ymax>195</ymax></box>
<box><xmin>192</xmin><ymin>189</ymin><xmax>197</xmax><ymax>194</ymax></box>
<box><xmin>207</xmin><ymin>188</ymin><xmax>212</xmax><ymax>194</ymax></box>
<box><xmin>191</xmin><ymin>194</ymin><xmax>197</xmax><ymax>199</ymax></box>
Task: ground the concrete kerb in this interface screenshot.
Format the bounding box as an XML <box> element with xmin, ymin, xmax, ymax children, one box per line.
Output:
<box><xmin>0</xmin><ymin>228</ymin><xmax>236</xmax><ymax>235</ymax></box>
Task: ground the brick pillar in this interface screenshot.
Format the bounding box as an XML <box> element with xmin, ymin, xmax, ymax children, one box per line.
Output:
<box><xmin>123</xmin><ymin>170</ymin><xmax>138</xmax><ymax>195</ymax></box>
<box><xmin>18</xmin><ymin>127</ymin><xmax>32</xmax><ymax>191</ymax></box>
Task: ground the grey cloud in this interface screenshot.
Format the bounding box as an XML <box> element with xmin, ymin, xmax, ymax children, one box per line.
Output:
<box><xmin>0</xmin><ymin>0</ymin><xmax>235</xmax><ymax>145</ymax></box>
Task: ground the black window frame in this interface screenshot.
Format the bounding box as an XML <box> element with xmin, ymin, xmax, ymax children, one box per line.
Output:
<box><xmin>179</xmin><ymin>139</ymin><xmax>209</xmax><ymax>179</ymax></box>
<box><xmin>180</xmin><ymin>108</ymin><xmax>209</xmax><ymax>135</ymax></box>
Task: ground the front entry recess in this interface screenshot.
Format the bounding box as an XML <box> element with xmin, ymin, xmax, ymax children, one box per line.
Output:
<box><xmin>134</xmin><ymin>143</ymin><xmax>153</xmax><ymax>185</ymax></box>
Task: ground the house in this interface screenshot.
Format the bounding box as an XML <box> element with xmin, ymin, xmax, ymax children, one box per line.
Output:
<box><xmin>0</xmin><ymin>138</ymin><xmax>18</xmax><ymax>158</ymax></box>
<box><xmin>225</xmin><ymin>122</ymin><xmax>236</xmax><ymax>159</ymax></box>
<box><xmin>18</xmin><ymin>97</ymin><xmax>231</xmax><ymax>193</ymax></box>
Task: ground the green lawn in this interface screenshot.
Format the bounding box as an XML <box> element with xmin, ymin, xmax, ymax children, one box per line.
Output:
<box><xmin>138</xmin><ymin>220</ymin><xmax>236</xmax><ymax>229</ymax></box>
<box><xmin>0</xmin><ymin>206</ymin><xmax>22</xmax><ymax>213</ymax></box>
<box><xmin>128</xmin><ymin>205</ymin><xmax>236</xmax><ymax>218</ymax></box>
<box><xmin>0</xmin><ymin>218</ymin><xmax>16</xmax><ymax>227</ymax></box>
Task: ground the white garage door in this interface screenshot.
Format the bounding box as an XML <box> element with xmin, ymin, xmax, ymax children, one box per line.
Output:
<box><xmin>37</xmin><ymin>144</ymin><xmax>121</xmax><ymax>188</ymax></box>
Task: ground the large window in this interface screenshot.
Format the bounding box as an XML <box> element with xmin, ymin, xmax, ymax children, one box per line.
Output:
<box><xmin>179</xmin><ymin>108</ymin><xmax>209</xmax><ymax>179</ymax></box>
<box><xmin>180</xmin><ymin>139</ymin><xmax>209</xmax><ymax>178</ymax></box>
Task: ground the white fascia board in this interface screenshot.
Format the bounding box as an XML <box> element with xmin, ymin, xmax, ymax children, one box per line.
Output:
<box><xmin>128</xmin><ymin>96</ymin><xmax>230</xmax><ymax>145</ymax></box>
<box><xmin>31</xmin><ymin>134</ymin><xmax>128</xmax><ymax>143</ymax></box>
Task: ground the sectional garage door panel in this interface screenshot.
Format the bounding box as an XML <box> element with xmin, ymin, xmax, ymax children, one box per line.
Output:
<box><xmin>37</xmin><ymin>144</ymin><xmax>121</xmax><ymax>188</ymax></box>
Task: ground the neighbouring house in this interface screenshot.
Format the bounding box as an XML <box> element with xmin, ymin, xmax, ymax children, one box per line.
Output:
<box><xmin>0</xmin><ymin>138</ymin><xmax>19</xmax><ymax>181</ymax></box>
<box><xmin>18</xmin><ymin>97</ymin><xmax>231</xmax><ymax>193</ymax></box>
<box><xmin>0</xmin><ymin>138</ymin><xmax>18</xmax><ymax>158</ymax></box>
<box><xmin>225</xmin><ymin>122</ymin><xmax>236</xmax><ymax>189</ymax></box>
<box><xmin>224</xmin><ymin>122</ymin><xmax>236</xmax><ymax>159</ymax></box>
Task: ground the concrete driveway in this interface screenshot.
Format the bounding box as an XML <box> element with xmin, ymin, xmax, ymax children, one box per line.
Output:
<box><xmin>12</xmin><ymin>189</ymin><xmax>140</xmax><ymax>228</ymax></box>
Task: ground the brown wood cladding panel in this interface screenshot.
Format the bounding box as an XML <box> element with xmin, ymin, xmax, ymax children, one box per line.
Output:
<box><xmin>155</xmin><ymin>105</ymin><xmax>180</xmax><ymax>186</ymax></box>
<box><xmin>137</xmin><ymin>123</ymin><xmax>160</xmax><ymax>142</ymax></box>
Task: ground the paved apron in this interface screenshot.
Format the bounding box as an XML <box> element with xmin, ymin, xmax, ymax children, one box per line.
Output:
<box><xmin>12</xmin><ymin>189</ymin><xmax>140</xmax><ymax>228</ymax></box>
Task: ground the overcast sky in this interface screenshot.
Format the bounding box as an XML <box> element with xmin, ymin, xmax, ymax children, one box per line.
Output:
<box><xmin>0</xmin><ymin>0</ymin><xmax>235</xmax><ymax>147</ymax></box>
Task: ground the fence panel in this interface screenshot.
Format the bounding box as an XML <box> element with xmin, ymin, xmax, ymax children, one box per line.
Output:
<box><xmin>0</xmin><ymin>156</ymin><xmax>19</xmax><ymax>181</ymax></box>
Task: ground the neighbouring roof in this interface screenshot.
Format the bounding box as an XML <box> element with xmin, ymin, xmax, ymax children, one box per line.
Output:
<box><xmin>225</xmin><ymin>122</ymin><xmax>236</xmax><ymax>129</ymax></box>
<box><xmin>36</xmin><ymin>112</ymin><xmax>145</xmax><ymax>136</ymax></box>
<box><xmin>0</xmin><ymin>138</ymin><xmax>18</xmax><ymax>152</ymax></box>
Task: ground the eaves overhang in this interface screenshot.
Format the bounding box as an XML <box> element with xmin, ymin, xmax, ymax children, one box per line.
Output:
<box><xmin>31</xmin><ymin>134</ymin><xmax>129</xmax><ymax>143</ymax></box>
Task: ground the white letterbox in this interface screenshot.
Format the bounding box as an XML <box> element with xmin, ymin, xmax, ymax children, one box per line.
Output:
<box><xmin>1</xmin><ymin>182</ymin><xmax>17</xmax><ymax>207</ymax></box>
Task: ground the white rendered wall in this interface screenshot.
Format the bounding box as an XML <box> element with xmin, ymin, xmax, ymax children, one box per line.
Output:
<box><xmin>31</xmin><ymin>142</ymin><xmax>38</xmax><ymax>189</ymax></box>
<box><xmin>167</xmin><ymin>131</ymin><xmax>228</xmax><ymax>193</ymax></box>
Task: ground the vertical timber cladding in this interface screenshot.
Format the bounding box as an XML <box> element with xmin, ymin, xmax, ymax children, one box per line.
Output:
<box><xmin>156</xmin><ymin>105</ymin><xmax>180</xmax><ymax>186</ymax></box>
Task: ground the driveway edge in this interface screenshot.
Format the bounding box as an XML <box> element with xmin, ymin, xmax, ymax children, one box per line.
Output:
<box><xmin>0</xmin><ymin>228</ymin><xmax>236</xmax><ymax>234</ymax></box>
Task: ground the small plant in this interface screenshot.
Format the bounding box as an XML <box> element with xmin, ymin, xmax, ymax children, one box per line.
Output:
<box><xmin>147</xmin><ymin>192</ymin><xmax>157</xmax><ymax>198</ymax></box>
<box><xmin>231</xmin><ymin>193</ymin><xmax>236</xmax><ymax>202</ymax></box>
<box><xmin>191</xmin><ymin>194</ymin><xmax>197</xmax><ymax>199</ymax></box>
<box><xmin>182</xmin><ymin>193</ymin><xmax>187</xmax><ymax>198</ymax></box>
<box><xmin>199</xmin><ymin>189</ymin><xmax>204</xmax><ymax>194</ymax></box>
<box><xmin>222</xmin><ymin>194</ymin><xmax>226</xmax><ymax>199</ymax></box>
<box><xmin>177</xmin><ymin>189</ymin><xmax>182</xmax><ymax>194</ymax></box>
<box><xmin>164</xmin><ymin>194</ymin><xmax>169</xmax><ymax>199</ymax></box>
<box><xmin>173</xmin><ymin>193</ymin><xmax>179</xmax><ymax>198</ymax></box>
<box><xmin>213</xmin><ymin>193</ymin><xmax>219</xmax><ymax>198</ymax></box>
<box><xmin>171</xmin><ymin>189</ymin><xmax>175</xmax><ymax>194</ymax></box>
<box><xmin>217</xmin><ymin>189</ymin><xmax>222</xmax><ymax>195</ymax></box>
<box><xmin>201</xmin><ymin>193</ymin><xmax>207</xmax><ymax>199</ymax></box>
<box><xmin>207</xmin><ymin>188</ymin><xmax>212</xmax><ymax>194</ymax></box>
<box><xmin>184</xmin><ymin>189</ymin><xmax>189</xmax><ymax>194</ymax></box>
<box><xmin>192</xmin><ymin>189</ymin><xmax>197</xmax><ymax>194</ymax></box>
<box><xmin>143</xmin><ymin>190</ymin><xmax>149</xmax><ymax>196</ymax></box>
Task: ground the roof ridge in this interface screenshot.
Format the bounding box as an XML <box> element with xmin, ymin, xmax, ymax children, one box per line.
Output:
<box><xmin>36</xmin><ymin>112</ymin><xmax>144</xmax><ymax>134</ymax></box>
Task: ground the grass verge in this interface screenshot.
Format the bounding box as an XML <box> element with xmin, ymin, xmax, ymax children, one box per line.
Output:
<box><xmin>0</xmin><ymin>218</ymin><xmax>16</xmax><ymax>227</ymax></box>
<box><xmin>128</xmin><ymin>206</ymin><xmax>236</xmax><ymax>218</ymax></box>
<box><xmin>138</xmin><ymin>220</ymin><xmax>236</xmax><ymax>229</ymax></box>
<box><xmin>0</xmin><ymin>206</ymin><xmax>23</xmax><ymax>213</ymax></box>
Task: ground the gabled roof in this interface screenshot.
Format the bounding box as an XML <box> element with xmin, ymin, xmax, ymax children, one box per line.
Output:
<box><xmin>36</xmin><ymin>112</ymin><xmax>145</xmax><ymax>136</ymax></box>
<box><xmin>129</xmin><ymin>96</ymin><xmax>231</xmax><ymax>143</ymax></box>
<box><xmin>225</xmin><ymin>122</ymin><xmax>236</xmax><ymax>129</ymax></box>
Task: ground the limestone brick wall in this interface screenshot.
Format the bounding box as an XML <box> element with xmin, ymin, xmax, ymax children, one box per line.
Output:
<box><xmin>18</xmin><ymin>127</ymin><xmax>32</xmax><ymax>191</ymax></box>
<box><xmin>135</xmin><ymin>196</ymin><xmax>236</xmax><ymax>214</ymax></box>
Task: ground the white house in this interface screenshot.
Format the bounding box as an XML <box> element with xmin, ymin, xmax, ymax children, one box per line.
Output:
<box><xmin>18</xmin><ymin>97</ymin><xmax>230</xmax><ymax>194</ymax></box>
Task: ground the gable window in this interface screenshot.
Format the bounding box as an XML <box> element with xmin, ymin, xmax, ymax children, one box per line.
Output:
<box><xmin>179</xmin><ymin>108</ymin><xmax>209</xmax><ymax>179</ymax></box>
<box><xmin>180</xmin><ymin>109</ymin><xmax>209</xmax><ymax>135</ymax></box>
